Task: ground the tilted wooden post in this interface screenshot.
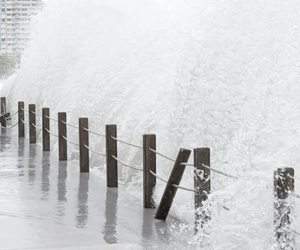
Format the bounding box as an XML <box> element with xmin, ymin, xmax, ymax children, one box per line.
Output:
<box><xmin>274</xmin><ymin>168</ymin><xmax>294</xmax><ymax>250</ymax></box>
<box><xmin>155</xmin><ymin>148</ymin><xmax>191</xmax><ymax>220</ymax></box>
<box><xmin>42</xmin><ymin>108</ymin><xmax>50</xmax><ymax>151</ymax></box>
<box><xmin>58</xmin><ymin>112</ymin><xmax>67</xmax><ymax>161</ymax></box>
<box><xmin>143</xmin><ymin>134</ymin><xmax>156</xmax><ymax>208</ymax></box>
<box><xmin>106</xmin><ymin>124</ymin><xmax>118</xmax><ymax>187</ymax></box>
<box><xmin>18</xmin><ymin>101</ymin><xmax>25</xmax><ymax>138</ymax></box>
<box><xmin>194</xmin><ymin>148</ymin><xmax>211</xmax><ymax>233</ymax></box>
<box><xmin>79</xmin><ymin>118</ymin><xmax>89</xmax><ymax>173</ymax></box>
<box><xmin>29</xmin><ymin>104</ymin><xmax>36</xmax><ymax>144</ymax></box>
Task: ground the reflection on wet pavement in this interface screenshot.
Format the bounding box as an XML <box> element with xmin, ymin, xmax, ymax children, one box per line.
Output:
<box><xmin>103</xmin><ymin>188</ymin><xmax>118</xmax><ymax>244</ymax></box>
<box><xmin>0</xmin><ymin>131</ymin><xmax>196</xmax><ymax>249</ymax></box>
<box><xmin>76</xmin><ymin>173</ymin><xmax>89</xmax><ymax>228</ymax></box>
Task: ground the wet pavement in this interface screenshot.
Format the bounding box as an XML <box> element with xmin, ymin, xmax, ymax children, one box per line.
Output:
<box><xmin>0</xmin><ymin>129</ymin><xmax>194</xmax><ymax>250</ymax></box>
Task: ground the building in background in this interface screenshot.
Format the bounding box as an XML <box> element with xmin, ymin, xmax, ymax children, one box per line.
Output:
<box><xmin>0</xmin><ymin>0</ymin><xmax>42</xmax><ymax>56</ymax></box>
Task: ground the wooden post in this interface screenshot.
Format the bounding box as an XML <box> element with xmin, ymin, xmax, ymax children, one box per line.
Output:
<box><xmin>1</xmin><ymin>97</ymin><xmax>6</xmax><ymax>127</ymax></box>
<box><xmin>274</xmin><ymin>168</ymin><xmax>294</xmax><ymax>250</ymax></box>
<box><xmin>29</xmin><ymin>104</ymin><xmax>36</xmax><ymax>144</ymax></box>
<box><xmin>106</xmin><ymin>124</ymin><xmax>118</xmax><ymax>187</ymax></box>
<box><xmin>79</xmin><ymin>118</ymin><xmax>89</xmax><ymax>173</ymax></box>
<box><xmin>143</xmin><ymin>134</ymin><xmax>156</xmax><ymax>208</ymax></box>
<box><xmin>1</xmin><ymin>97</ymin><xmax>6</xmax><ymax>114</ymax></box>
<box><xmin>18</xmin><ymin>101</ymin><xmax>25</xmax><ymax>138</ymax></box>
<box><xmin>58</xmin><ymin>112</ymin><xmax>67</xmax><ymax>161</ymax></box>
<box><xmin>194</xmin><ymin>148</ymin><xmax>211</xmax><ymax>233</ymax></box>
<box><xmin>42</xmin><ymin>108</ymin><xmax>50</xmax><ymax>151</ymax></box>
<box><xmin>155</xmin><ymin>148</ymin><xmax>191</xmax><ymax>220</ymax></box>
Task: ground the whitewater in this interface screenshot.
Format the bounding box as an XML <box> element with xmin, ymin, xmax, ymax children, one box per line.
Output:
<box><xmin>1</xmin><ymin>0</ymin><xmax>300</xmax><ymax>249</ymax></box>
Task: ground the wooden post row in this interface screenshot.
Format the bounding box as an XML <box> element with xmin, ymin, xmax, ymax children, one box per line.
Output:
<box><xmin>106</xmin><ymin>125</ymin><xmax>118</xmax><ymax>187</ymax></box>
<box><xmin>18</xmin><ymin>101</ymin><xmax>25</xmax><ymax>138</ymax></box>
<box><xmin>42</xmin><ymin>108</ymin><xmax>50</xmax><ymax>151</ymax></box>
<box><xmin>194</xmin><ymin>148</ymin><xmax>211</xmax><ymax>233</ymax></box>
<box><xmin>58</xmin><ymin>112</ymin><xmax>67</xmax><ymax>161</ymax></box>
<box><xmin>29</xmin><ymin>104</ymin><xmax>36</xmax><ymax>143</ymax></box>
<box><xmin>155</xmin><ymin>148</ymin><xmax>191</xmax><ymax>220</ymax></box>
<box><xmin>274</xmin><ymin>168</ymin><xmax>294</xmax><ymax>250</ymax></box>
<box><xmin>79</xmin><ymin>118</ymin><xmax>89</xmax><ymax>173</ymax></box>
<box><xmin>143</xmin><ymin>134</ymin><xmax>156</xmax><ymax>208</ymax></box>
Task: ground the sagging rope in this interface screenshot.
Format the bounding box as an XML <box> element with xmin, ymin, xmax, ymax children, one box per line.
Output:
<box><xmin>45</xmin><ymin>128</ymin><xmax>59</xmax><ymax>137</ymax></box>
<box><xmin>149</xmin><ymin>170</ymin><xmax>168</xmax><ymax>183</ymax></box>
<box><xmin>111</xmin><ymin>155</ymin><xmax>143</xmax><ymax>171</ymax></box>
<box><xmin>31</xmin><ymin>123</ymin><xmax>42</xmax><ymax>131</ymax></box>
<box><xmin>111</xmin><ymin>136</ymin><xmax>143</xmax><ymax>149</ymax></box>
<box><xmin>172</xmin><ymin>184</ymin><xmax>195</xmax><ymax>192</ymax></box>
<box><xmin>62</xmin><ymin>120</ymin><xmax>79</xmax><ymax>129</ymax></box>
<box><xmin>0</xmin><ymin>121</ymin><xmax>19</xmax><ymax>129</ymax></box>
<box><xmin>293</xmin><ymin>229</ymin><xmax>300</xmax><ymax>236</ymax></box>
<box><xmin>202</xmin><ymin>164</ymin><xmax>238</xmax><ymax>179</ymax></box>
<box><xmin>83</xmin><ymin>127</ymin><xmax>105</xmax><ymax>137</ymax></box>
<box><xmin>149</xmin><ymin>148</ymin><xmax>176</xmax><ymax>162</ymax></box>
<box><xmin>62</xmin><ymin>135</ymin><xmax>79</xmax><ymax>146</ymax></box>
<box><xmin>45</xmin><ymin>115</ymin><xmax>59</xmax><ymax>122</ymax></box>
<box><xmin>149</xmin><ymin>169</ymin><xmax>195</xmax><ymax>192</ymax></box>
<box><xmin>21</xmin><ymin>108</ymin><xmax>28</xmax><ymax>113</ymax></box>
<box><xmin>83</xmin><ymin>144</ymin><xmax>106</xmax><ymax>157</ymax></box>
<box><xmin>291</xmin><ymin>192</ymin><xmax>300</xmax><ymax>199</ymax></box>
<box><xmin>6</xmin><ymin>110</ymin><xmax>18</xmax><ymax>119</ymax></box>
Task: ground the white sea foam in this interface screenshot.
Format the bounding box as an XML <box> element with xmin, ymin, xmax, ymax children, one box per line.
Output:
<box><xmin>2</xmin><ymin>0</ymin><xmax>300</xmax><ymax>249</ymax></box>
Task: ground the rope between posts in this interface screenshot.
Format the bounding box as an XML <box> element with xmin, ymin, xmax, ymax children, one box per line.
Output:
<box><xmin>111</xmin><ymin>136</ymin><xmax>143</xmax><ymax>149</ymax></box>
<box><xmin>149</xmin><ymin>148</ymin><xmax>176</xmax><ymax>162</ymax></box>
<box><xmin>172</xmin><ymin>184</ymin><xmax>195</xmax><ymax>192</ymax></box>
<box><xmin>293</xmin><ymin>229</ymin><xmax>300</xmax><ymax>236</ymax></box>
<box><xmin>202</xmin><ymin>164</ymin><xmax>238</xmax><ymax>179</ymax></box>
<box><xmin>45</xmin><ymin>128</ymin><xmax>59</xmax><ymax>138</ymax></box>
<box><xmin>149</xmin><ymin>170</ymin><xmax>168</xmax><ymax>183</ymax></box>
<box><xmin>7</xmin><ymin>110</ymin><xmax>18</xmax><ymax>118</ymax></box>
<box><xmin>0</xmin><ymin>121</ymin><xmax>18</xmax><ymax>129</ymax></box>
<box><xmin>21</xmin><ymin>108</ymin><xmax>29</xmax><ymax>113</ymax></box>
<box><xmin>62</xmin><ymin>120</ymin><xmax>79</xmax><ymax>129</ymax></box>
<box><xmin>111</xmin><ymin>155</ymin><xmax>143</xmax><ymax>171</ymax></box>
<box><xmin>181</xmin><ymin>162</ymin><xmax>194</xmax><ymax>166</ymax></box>
<box><xmin>45</xmin><ymin>115</ymin><xmax>59</xmax><ymax>122</ymax></box>
<box><xmin>62</xmin><ymin>135</ymin><xmax>79</xmax><ymax>146</ymax></box>
<box><xmin>83</xmin><ymin>144</ymin><xmax>106</xmax><ymax>157</ymax></box>
<box><xmin>30</xmin><ymin>111</ymin><xmax>43</xmax><ymax>117</ymax></box>
<box><xmin>32</xmin><ymin>123</ymin><xmax>42</xmax><ymax>131</ymax></box>
<box><xmin>83</xmin><ymin>127</ymin><xmax>105</xmax><ymax>137</ymax></box>
<box><xmin>291</xmin><ymin>192</ymin><xmax>300</xmax><ymax>199</ymax></box>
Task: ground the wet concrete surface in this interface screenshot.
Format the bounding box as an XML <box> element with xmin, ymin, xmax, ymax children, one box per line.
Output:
<box><xmin>0</xmin><ymin>130</ymin><xmax>195</xmax><ymax>250</ymax></box>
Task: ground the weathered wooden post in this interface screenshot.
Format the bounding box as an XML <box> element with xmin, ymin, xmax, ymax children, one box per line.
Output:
<box><xmin>58</xmin><ymin>112</ymin><xmax>67</xmax><ymax>161</ymax></box>
<box><xmin>274</xmin><ymin>168</ymin><xmax>294</xmax><ymax>250</ymax></box>
<box><xmin>106</xmin><ymin>125</ymin><xmax>118</xmax><ymax>187</ymax></box>
<box><xmin>79</xmin><ymin>118</ymin><xmax>89</xmax><ymax>173</ymax></box>
<box><xmin>18</xmin><ymin>101</ymin><xmax>25</xmax><ymax>138</ymax></box>
<box><xmin>42</xmin><ymin>108</ymin><xmax>50</xmax><ymax>151</ymax></box>
<box><xmin>143</xmin><ymin>134</ymin><xmax>156</xmax><ymax>208</ymax></box>
<box><xmin>1</xmin><ymin>97</ymin><xmax>7</xmax><ymax>127</ymax></box>
<box><xmin>155</xmin><ymin>148</ymin><xmax>191</xmax><ymax>220</ymax></box>
<box><xmin>29</xmin><ymin>104</ymin><xmax>36</xmax><ymax>144</ymax></box>
<box><xmin>194</xmin><ymin>148</ymin><xmax>211</xmax><ymax>233</ymax></box>
<box><xmin>1</xmin><ymin>97</ymin><xmax>6</xmax><ymax>114</ymax></box>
